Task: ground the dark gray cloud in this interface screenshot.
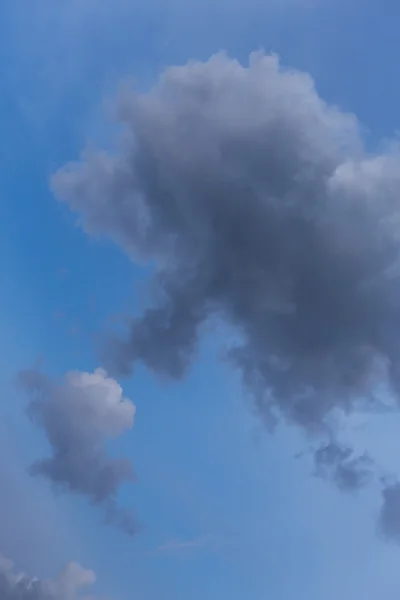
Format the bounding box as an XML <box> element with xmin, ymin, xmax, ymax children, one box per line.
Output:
<box><xmin>0</xmin><ymin>556</ymin><xmax>97</xmax><ymax>600</ymax></box>
<box><xmin>379</xmin><ymin>483</ymin><xmax>400</xmax><ymax>542</ymax></box>
<box><xmin>313</xmin><ymin>442</ymin><xmax>373</xmax><ymax>491</ymax></box>
<box><xmin>17</xmin><ymin>367</ymin><xmax>136</xmax><ymax>535</ymax></box>
<box><xmin>52</xmin><ymin>52</ymin><xmax>400</xmax><ymax>534</ymax></box>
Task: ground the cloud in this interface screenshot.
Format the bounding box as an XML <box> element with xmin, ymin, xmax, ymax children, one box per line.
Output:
<box><xmin>379</xmin><ymin>483</ymin><xmax>400</xmax><ymax>543</ymax></box>
<box><xmin>52</xmin><ymin>51</ymin><xmax>400</xmax><ymax>537</ymax></box>
<box><xmin>17</xmin><ymin>367</ymin><xmax>137</xmax><ymax>535</ymax></box>
<box><xmin>313</xmin><ymin>442</ymin><xmax>373</xmax><ymax>491</ymax></box>
<box><xmin>0</xmin><ymin>555</ymin><xmax>97</xmax><ymax>600</ymax></box>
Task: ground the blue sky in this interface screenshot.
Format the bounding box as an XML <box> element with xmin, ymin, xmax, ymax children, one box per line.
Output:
<box><xmin>3</xmin><ymin>1</ymin><xmax>400</xmax><ymax>599</ymax></box>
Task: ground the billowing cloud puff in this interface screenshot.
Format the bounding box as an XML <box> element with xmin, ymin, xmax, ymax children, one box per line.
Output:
<box><xmin>18</xmin><ymin>367</ymin><xmax>136</xmax><ymax>535</ymax></box>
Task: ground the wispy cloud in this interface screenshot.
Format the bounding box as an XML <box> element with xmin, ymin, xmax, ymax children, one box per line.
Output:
<box><xmin>155</xmin><ymin>534</ymin><xmax>219</xmax><ymax>557</ymax></box>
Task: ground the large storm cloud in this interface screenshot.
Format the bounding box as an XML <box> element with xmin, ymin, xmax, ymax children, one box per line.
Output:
<box><xmin>51</xmin><ymin>52</ymin><xmax>400</xmax><ymax>536</ymax></box>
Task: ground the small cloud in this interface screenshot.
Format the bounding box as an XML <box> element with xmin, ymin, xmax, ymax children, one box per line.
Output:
<box><xmin>0</xmin><ymin>555</ymin><xmax>98</xmax><ymax>600</ymax></box>
<box><xmin>17</xmin><ymin>366</ymin><xmax>137</xmax><ymax>536</ymax></box>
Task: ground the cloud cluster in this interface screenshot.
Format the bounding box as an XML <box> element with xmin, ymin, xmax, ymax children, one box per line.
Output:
<box><xmin>18</xmin><ymin>367</ymin><xmax>136</xmax><ymax>535</ymax></box>
<box><xmin>52</xmin><ymin>52</ymin><xmax>400</xmax><ymax>538</ymax></box>
<box><xmin>0</xmin><ymin>555</ymin><xmax>96</xmax><ymax>600</ymax></box>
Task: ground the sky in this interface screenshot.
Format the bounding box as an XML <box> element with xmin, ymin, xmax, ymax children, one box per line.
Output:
<box><xmin>3</xmin><ymin>0</ymin><xmax>400</xmax><ymax>599</ymax></box>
